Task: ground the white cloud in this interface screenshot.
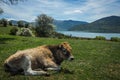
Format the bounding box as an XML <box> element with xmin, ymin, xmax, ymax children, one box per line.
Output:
<box><xmin>78</xmin><ymin>0</ymin><xmax>120</xmax><ymax>22</ymax></box>
<box><xmin>64</xmin><ymin>9</ymin><xmax>83</xmax><ymax>14</ymax></box>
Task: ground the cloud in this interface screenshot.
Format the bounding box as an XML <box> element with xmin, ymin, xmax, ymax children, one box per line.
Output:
<box><xmin>64</xmin><ymin>9</ymin><xmax>83</xmax><ymax>14</ymax></box>
<box><xmin>78</xmin><ymin>0</ymin><xmax>120</xmax><ymax>22</ymax></box>
<box><xmin>0</xmin><ymin>0</ymin><xmax>120</xmax><ymax>22</ymax></box>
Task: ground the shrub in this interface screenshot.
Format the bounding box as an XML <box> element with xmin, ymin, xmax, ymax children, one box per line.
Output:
<box><xmin>110</xmin><ymin>37</ymin><xmax>120</xmax><ymax>42</ymax></box>
<box><xmin>53</xmin><ymin>32</ymin><xmax>73</xmax><ymax>39</ymax></box>
<box><xmin>10</xmin><ymin>27</ymin><xmax>18</xmax><ymax>35</ymax></box>
<box><xmin>16</xmin><ymin>28</ymin><xmax>34</xmax><ymax>37</ymax></box>
<box><xmin>54</xmin><ymin>32</ymin><xmax>66</xmax><ymax>39</ymax></box>
<box><xmin>29</xmin><ymin>26</ymin><xmax>36</xmax><ymax>36</ymax></box>
<box><xmin>95</xmin><ymin>36</ymin><xmax>106</xmax><ymax>40</ymax></box>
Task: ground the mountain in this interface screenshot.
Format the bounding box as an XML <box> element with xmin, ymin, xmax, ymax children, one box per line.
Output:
<box><xmin>10</xmin><ymin>20</ymin><xmax>29</xmax><ymax>26</ymax></box>
<box><xmin>69</xmin><ymin>16</ymin><xmax>120</xmax><ymax>33</ymax></box>
<box><xmin>54</xmin><ymin>20</ymin><xmax>88</xmax><ymax>31</ymax></box>
<box><xmin>10</xmin><ymin>20</ymin><xmax>88</xmax><ymax>31</ymax></box>
<box><xmin>9</xmin><ymin>20</ymin><xmax>18</xmax><ymax>25</ymax></box>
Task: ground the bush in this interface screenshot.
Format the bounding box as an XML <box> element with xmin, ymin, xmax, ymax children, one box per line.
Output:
<box><xmin>16</xmin><ymin>28</ymin><xmax>34</xmax><ymax>37</ymax></box>
<box><xmin>53</xmin><ymin>32</ymin><xmax>74</xmax><ymax>39</ymax></box>
<box><xmin>110</xmin><ymin>37</ymin><xmax>120</xmax><ymax>42</ymax></box>
<box><xmin>94</xmin><ymin>36</ymin><xmax>106</xmax><ymax>40</ymax></box>
<box><xmin>54</xmin><ymin>32</ymin><xmax>66</xmax><ymax>39</ymax></box>
<box><xmin>10</xmin><ymin>27</ymin><xmax>18</xmax><ymax>35</ymax></box>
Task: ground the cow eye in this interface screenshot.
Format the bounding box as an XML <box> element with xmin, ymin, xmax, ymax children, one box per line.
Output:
<box><xmin>63</xmin><ymin>50</ymin><xmax>66</xmax><ymax>52</ymax></box>
<box><xmin>62</xmin><ymin>49</ymin><xmax>66</xmax><ymax>53</ymax></box>
<box><xmin>63</xmin><ymin>48</ymin><xmax>66</xmax><ymax>51</ymax></box>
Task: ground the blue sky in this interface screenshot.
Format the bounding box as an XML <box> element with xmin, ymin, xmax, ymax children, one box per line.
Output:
<box><xmin>0</xmin><ymin>0</ymin><xmax>120</xmax><ymax>22</ymax></box>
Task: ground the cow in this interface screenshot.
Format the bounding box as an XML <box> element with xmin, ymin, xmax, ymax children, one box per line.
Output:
<box><xmin>4</xmin><ymin>42</ymin><xmax>74</xmax><ymax>76</ymax></box>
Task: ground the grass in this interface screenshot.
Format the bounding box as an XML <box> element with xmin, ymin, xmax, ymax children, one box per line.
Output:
<box><xmin>0</xmin><ymin>26</ymin><xmax>14</xmax><ymax>35</ymax></box>
<box><xmin>0</xmin><ymin>35</ymin><xmax>120</xmax><ymax>80</ymax></box>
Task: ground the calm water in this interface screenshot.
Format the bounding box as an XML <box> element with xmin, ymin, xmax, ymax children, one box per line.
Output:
<box><xmin>57</xmin><ymin>31</ymin><xmax>120</xmax><ymax>39</ymax></box>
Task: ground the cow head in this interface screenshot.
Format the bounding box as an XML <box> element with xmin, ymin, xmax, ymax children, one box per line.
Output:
<box><xmin>59</xmin><ymin>42</ymin><xmax>74</xmax><ymax>61</ymax></box>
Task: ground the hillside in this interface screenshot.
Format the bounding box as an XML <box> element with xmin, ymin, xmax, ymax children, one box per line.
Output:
<box><xmin>0</xmin><ymin>26</ymin><xmax>13</xmax><ymax>35</ymax></box>
<box><xmin>69</xmin><ymin>16</ymin><xmax>120</xmax><ymax>33</ymax></box>
<box><xmin>53</xmin><ymin>20</ymin><xmax>88</xmax><ymax>31</ymax></box>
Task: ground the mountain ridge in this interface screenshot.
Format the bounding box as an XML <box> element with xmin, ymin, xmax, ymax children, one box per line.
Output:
<box><xmin>10</xmin><ymin>19</ymin><xmax>88</xmax><ymax>31</ymax></box>
<box><xmin>53</xmin><ymin>20</ymin><xmax>88</xmax><ymax>31</ymax></box>
<box><xmin>69</xmin><ymin>16</ymin><xmax>120</xmax><ymax>33</ymax></box>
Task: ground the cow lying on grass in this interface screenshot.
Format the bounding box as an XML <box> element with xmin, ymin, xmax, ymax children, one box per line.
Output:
<box><xmin>4</xmin><ymin>42</ymin><xmax>74</xmax><ymax>76</ymax></box>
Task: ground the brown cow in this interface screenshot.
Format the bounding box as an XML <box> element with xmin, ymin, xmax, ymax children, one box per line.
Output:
<box><xmin>4</xmin><ymin>42</ymin><xmax>74</xmax><ymax>76</ymax></box>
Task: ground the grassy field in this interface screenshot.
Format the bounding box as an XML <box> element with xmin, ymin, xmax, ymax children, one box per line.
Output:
<box><xmin>0</xmin><ymin>26</ymin><xmax>14</xmax><ymax>35</ymax></box>
<box><xmin>0</xmin><ymin>34</ymin><xmax>120</xmax><ymax>80</ymax></box>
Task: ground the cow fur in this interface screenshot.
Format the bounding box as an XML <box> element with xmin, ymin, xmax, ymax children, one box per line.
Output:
<box><xmin>4</xmin><ymin>42</ymin><xmax>74</xmax><ymax>76</ymax></box>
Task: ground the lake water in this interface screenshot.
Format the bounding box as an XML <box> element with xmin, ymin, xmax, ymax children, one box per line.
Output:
<box><xmin>57</xmin><ymin>31</ymin><xmax>120</xmax><ymax>40</ymax></box>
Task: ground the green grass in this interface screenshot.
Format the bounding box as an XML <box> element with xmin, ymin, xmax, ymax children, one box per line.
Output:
<box><xmin>0</xmin><ymin>35</ymin><xmax>120</xmax><ymax>80</ymax></box>
<box><xmin>0</xmin><ymin>26</ymin><xmax>13</xmax><ymax>35</ymax></box>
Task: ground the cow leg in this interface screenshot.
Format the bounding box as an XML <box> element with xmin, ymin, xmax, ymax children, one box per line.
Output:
<box><xmin>44</xmin><ymin>61</ymin><xmax>61</xmax><ymax>71</ymax></box>
<box><xmin>22</xmin><ymin>55</ymin><xmax>49</xmax><ymax>76</ymax></box>
<box><xmin>46</xmin><ymin>66</ymin><xmax>61</xmax><ymax>71</ymax></box>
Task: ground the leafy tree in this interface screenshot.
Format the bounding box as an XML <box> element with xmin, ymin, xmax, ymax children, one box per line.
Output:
<box><xmin>17</xmin><ymin>20</ymin><xmax>24</xmax><ymax>28</ymax></box>
<box><xmin>0</xmin><ymin>0</ymin><xmax>23</xmax><ymax>5</ymax></box>
<box><xmin>0</xmin><ymin>0</ymin><xmax>25</xmax><ymax>14</ymax></box>
<box><xmin>1</xmin><ymin>18</ymin><xmax>8</xmax><ymax>27</ymax></box>
<box><xmin>0</xmin><ymin>19</ymin><xmax>2</xmax><ymax>24</ymax></box>
<box><xmin>25</xmin><ymin>23</ymin><xmax>29</xmax><ymax>28</ymax></box>
<box><xmin>35</xmin><ymin>14</ymin><xmax>55</xmax><ymax>37</ymax></box>
<box><xmin>0</xmin><ymin>19</ymin><xmax>2</xmax><ymax>27</ymax></box>
<box><xmin>9</xmin><ymin>20</ymin><xmax>13</xmax><ymax>26</ymax></box>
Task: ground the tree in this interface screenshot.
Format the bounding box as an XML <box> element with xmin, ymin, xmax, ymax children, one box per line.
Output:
<box><xmin>9</xmin><ymin>20</ymin><xmax>13</xmax><ymax>26</ymax></box>
<box><xmin>1</xmin><ymin>18</ymin><xmax>8</xmax><ymax>27</ymax></box>
<box><xmin>0</xmin><ymin>0</ymin><xmax>25</xmax><ymax>14</ymax></box>
<box><xmin>0</xmin><ymin>0</ymin><xmax>23</xmax><ymax>5</ymax></box>
<box><xmin>25</xmin><ymin>23</ymin><xmax>29</xmax><ymax>28</ymax></box>
<box><xmin>35</xmin><ymin>14</ymin><xmax>55</xmax><ymax>37</ymax></box>
<box><xmin>17</xmin><ymin>20</ymin><xmax>24</xmax><ymax>28</ymax></box>
<box><xmin>0</xmin><ymin>19</ymin><xmax>2</xmax><ymax>24</ymax></box>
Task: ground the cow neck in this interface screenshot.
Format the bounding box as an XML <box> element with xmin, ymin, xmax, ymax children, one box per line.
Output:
<box><xmin>47</xmin><ymin>45</ymin><xmax>63</xmax><ymax>65</ymax></box>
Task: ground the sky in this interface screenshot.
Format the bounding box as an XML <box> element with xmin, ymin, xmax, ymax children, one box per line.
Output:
<box><xmin>0</xmin><ymin>0</ymin><xmax>120</xmax><ymax>22</ymax></box>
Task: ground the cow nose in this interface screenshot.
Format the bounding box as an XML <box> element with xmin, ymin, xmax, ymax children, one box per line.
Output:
<box><xmin>71</xmin><ymin>57</ymin><xmax>74</xmax><ymax>60</ymax></box>
<box><xmin>69</xmin><ymin>56</ymin><xmax>74</xmax><ymax>61</ymax></box>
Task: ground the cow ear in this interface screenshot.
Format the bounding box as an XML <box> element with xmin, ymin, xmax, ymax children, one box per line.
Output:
<box><xmin>59</xmin><ymin>44</ymin><xmax>63</xmax><ymax>49</ymax></box>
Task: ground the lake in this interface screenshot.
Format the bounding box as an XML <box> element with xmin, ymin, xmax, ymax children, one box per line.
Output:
<box><xmin>57</xmin><ymin>31</ymin><xmax>120</xmax><ymax>40</ymax></box>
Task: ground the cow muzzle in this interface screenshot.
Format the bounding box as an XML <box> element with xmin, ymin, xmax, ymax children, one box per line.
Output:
<box><xmin>68</xmin><ymin>56</ymin><xmax>74</xmax><ymax>61</ymax></box>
